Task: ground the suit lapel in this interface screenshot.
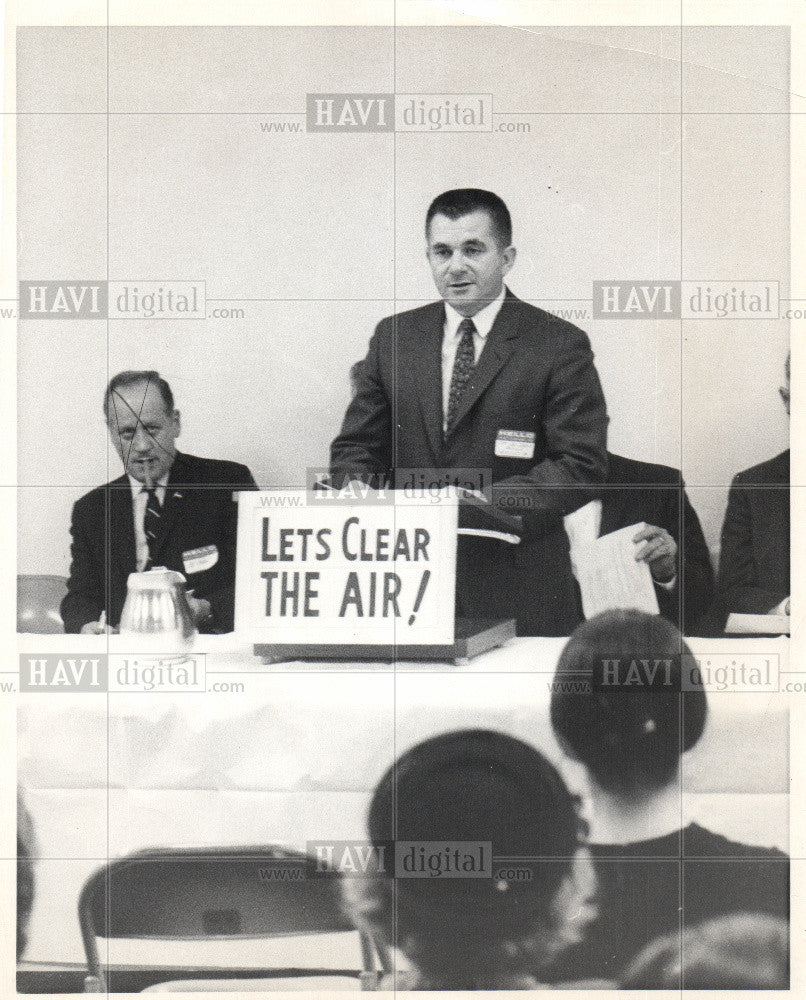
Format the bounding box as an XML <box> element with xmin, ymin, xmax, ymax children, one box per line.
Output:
<box><xmin>109</xmin><ymin>476</ymin><xmax>137</xmax><ymax>579</ymax></box>
<box><xmin>599</xmin><ymin>495</ymin><xmax>621</xmax><ymax>536</ymax></box>
<box><xmin>149</xmin><ymin>454</ymin><xmax>187</xmax><ymax>564</ymax></box>
<box><xmin>411</xmin><ymin>304</ymin><xmax>446</xmax><ymax>460</ymax></box>
<box><xmin>447</xmin><ymin>290</ymin><xmax>520</xmax><ymax>435</ymax></box>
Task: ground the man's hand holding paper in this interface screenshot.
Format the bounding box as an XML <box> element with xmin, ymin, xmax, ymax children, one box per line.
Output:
<box><xmin>572</xmin><ymin>522</ymin><xmax>661</xmax><ymax>620</ymax></box>
<box><xmin>632</xmin><ymin>523</ymin><xmax>677</xmax><ymax>586</ymax></box>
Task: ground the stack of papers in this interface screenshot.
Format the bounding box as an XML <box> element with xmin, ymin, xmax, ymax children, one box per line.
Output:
<box><xmin>725</xmin><ymin>613</ymin><xmax>790</xmax><ymax>635</ymax></box>
<box><xmin>574</xmin><ymin>522</ymin><xmax>660</xmax><ymax>619</ymax></box>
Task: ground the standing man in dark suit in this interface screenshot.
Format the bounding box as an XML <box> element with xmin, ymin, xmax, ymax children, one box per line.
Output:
<box><xmin>565</xmin><ymin>452</ymin><xmax>714</xmax><ymax>633</ymax></box>
<box><xmin>61</xmin><ymin>371</ymin><xmax>256</xmax><ymax>634</ymax></box>
<box><xmin>330</xmin><ymin>189</ymin><xmax>608</xmax><ymax>635</ymax></box>
<box><xmin>715</xmin><ymin>355</ymin><xmax>790</xmax><ymax>619</ymax></box>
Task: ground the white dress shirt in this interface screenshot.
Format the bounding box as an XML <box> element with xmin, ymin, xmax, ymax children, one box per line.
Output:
<box><xmin>441</xmin><ymin>286</ymin><xmax>506</xmax><ymax>431</ymax></box>
<box><xmin>128</xmin><ymin>474</ymin><xmax>169</xmax><ymax>571</ymax></box>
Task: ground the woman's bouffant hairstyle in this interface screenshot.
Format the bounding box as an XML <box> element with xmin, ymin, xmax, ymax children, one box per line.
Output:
<box><xmin>342</xmin><ymin>729</ymin><xmax>594</xmax><ymax>990</ymax></box>
<box><xmin>550</xmin><ymin>610</ymin><xmax>708</xmax><ymax>795</ymax></box>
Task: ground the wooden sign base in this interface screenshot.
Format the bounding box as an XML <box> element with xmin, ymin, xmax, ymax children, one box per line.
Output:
<box><xmin>253</xmin><ymin>618</ymin><xmax>517</xmax><ymax>666</ymax></box>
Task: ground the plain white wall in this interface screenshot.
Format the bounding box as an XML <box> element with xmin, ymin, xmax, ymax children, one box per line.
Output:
<box><xmin>17</xmin><ymin>26</ymin><xmax>789</xmax><ymax>576</ymax></box>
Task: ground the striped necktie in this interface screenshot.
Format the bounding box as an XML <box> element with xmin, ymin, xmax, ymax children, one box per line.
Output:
<box><xmin>445</xmin><ymin>317</ymin><xmax>477</xmax><ymax>434</ymax></box>
<box><xmin>143</xmin><ymin>487</ymin><xmax>162</xmax><ymax>569</ymax></box>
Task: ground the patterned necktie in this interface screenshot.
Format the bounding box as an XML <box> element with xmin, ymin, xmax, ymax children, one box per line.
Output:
<box><xmin>143</xmin><ymin>487</ymin><xmax>162</xmax><ymax>569</ymax></box>
<box><xmin>446</xmin><ymin>317</ymin><xmax>477</xmax><ymax>433</ymax></box>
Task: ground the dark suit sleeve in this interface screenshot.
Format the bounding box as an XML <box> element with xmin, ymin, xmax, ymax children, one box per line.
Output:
<box><xmin>204</xmin><ymin>464</ymin><xmax>258</xmax><ymax>633</ymax></box>
<box><xmin>60</xmin><ymin>499</ymin><xmax>104</xmax><ymax>633</ymax></box>
<box><xmin>493</xmin><ymin>325</ymin><xmax>608</xmax><ymax>516</ymax></box>
<box><xmin>655</xmin><ymin>481</ymin><xmax>714</xmax><ymax>635</ymax></box>
<box><xmin>717</xmin><ymin>478</ymin><xmax>787</xmax><ymax>614</ymax></box>
<box><xmin>329</xmin><ymin>323</ymin><xmax>393</xmax><ymax>488</ymax></box>
<box><xmin>680</xmin><ymin>489</ymin><xmax>715</xmax><ymax>631</ymax></box>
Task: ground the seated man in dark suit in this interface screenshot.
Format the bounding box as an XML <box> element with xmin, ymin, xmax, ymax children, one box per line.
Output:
<box><xmin>61</xmin><ymin>370</ymin><xmax>256</xmax><ymax>634</ymax></box>
<box><xmin>564</xmin><ymin>452</ymin><xmax>714</xmax><ymax>634</ymax></box>
<box><xmin>716</xmin><ymin>355</ymin><xmax>790</xmax><ymax>620</ymax></box>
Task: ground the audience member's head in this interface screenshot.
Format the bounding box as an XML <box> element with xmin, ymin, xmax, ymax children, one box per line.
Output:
<box><xmin>342</xmin><ymin>729</ymin><xmax>595</xmax><ymax>990</ymax></box>
<box><xmin>550</xmin><ymin>610</ymin><xmax>708</xmax><ymax>797</ymax></box>
<box><xmin>621</xmin><ymin>912</ymin><xmax>789</xmax><ymax>989</ymax></box>
<box><xmin>17</xmin><ymin>789</ymin><xmax>36</xmax><ymax>960</ymax></box>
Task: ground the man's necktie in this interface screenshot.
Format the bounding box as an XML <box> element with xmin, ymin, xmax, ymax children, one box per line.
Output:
<box><xmin>446</xmin><ymin>317</ymin><xmax>477</xmax><ymax>434</ymax></box>
<box><xmin>143</xmin><ymin>487</ymin><xmax>162</xmax><ymax>569</ymax></box>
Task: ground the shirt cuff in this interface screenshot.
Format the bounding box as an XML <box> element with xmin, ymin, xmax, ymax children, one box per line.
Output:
<box><xmin>655</xmin><ymin>574</ymin><xmax>677</xmax><ymax>591</ymax></box>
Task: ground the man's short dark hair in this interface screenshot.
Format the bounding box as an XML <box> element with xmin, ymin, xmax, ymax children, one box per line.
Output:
<box><xmin>425</xmin><ymin>189</ymin><xmax>512</xmax><ymax>248</ymax></box>
<box><xmin>103</xmin><ymin>371</ymin><xmax>174</xmax><ymax>419</ymax></box>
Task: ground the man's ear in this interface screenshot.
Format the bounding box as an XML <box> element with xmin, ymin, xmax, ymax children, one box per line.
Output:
<box><xmin>172</xmin><ymin>409</ymin><xmax>182</xmax><ymax>437</ymax></box>
<box><xmin>502</xmin><ymin>245</ymin><xmax>516</xmax><ymax>275</ymax></box>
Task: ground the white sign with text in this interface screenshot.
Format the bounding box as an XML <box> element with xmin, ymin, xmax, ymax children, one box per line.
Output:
<box><xmin>235</xmin><ymin>490</ymin><xmax>458</xmax><ymax>645</ymax></box>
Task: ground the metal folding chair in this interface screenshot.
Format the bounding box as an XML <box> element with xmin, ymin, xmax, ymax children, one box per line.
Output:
<box><xmin>78</xmin><ymin>846</ymin><xmax>390</xmax><ymax>992</ymax></box>
<box><xmin>17</xmin><ymin>574</ymin><xmax>67</xmax><ymax>633</ymax></box>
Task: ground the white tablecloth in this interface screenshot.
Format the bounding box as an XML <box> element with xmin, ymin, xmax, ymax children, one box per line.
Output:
<box><xmin>17</xmin><ymin>633</ymin><xmax>790</xmax><ymax>966</ymax></box>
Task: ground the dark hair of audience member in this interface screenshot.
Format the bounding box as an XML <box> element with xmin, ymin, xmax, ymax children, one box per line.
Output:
<box><xmin>550</xmin><ymin>610</ymin><xmax>708</xmax><ymax>796</ymax></box>
<box><xmin>342</xmin><ymin>729</ymin><xmax>595</xmax><ymax>990</ymax></box>
<box><xmin>621</xmin><ymin>912</ymin><xmax>789</xmax><ymax>989</ymax></box>
<box><xmin>17</xmin><ymin>789</ymin><xmax>36</xmax><ymax>960</ymax></box>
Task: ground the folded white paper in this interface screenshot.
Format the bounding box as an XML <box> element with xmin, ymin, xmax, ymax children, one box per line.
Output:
<box><xmin>574</xmin><ymin>522</ymin><xmax>660</xmax><ymax>619</ymax></box>
<box><xmin>457</xmin><ymin>527</ymin><xmax>521</xmax><ymax>545</ymax></box>
<box><xmin>725</xmin><ymin>613</ymin><xmax>790</xmax><ymax>635</ymax></box>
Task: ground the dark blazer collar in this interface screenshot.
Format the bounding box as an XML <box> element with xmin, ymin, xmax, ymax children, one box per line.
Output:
<box><xmin>446</xmin><ymin>287</ymin><xmax>522</xmax><ymax>434</ymax></box>
<box><xmin>107</xmin><ymin>473</ymin><xmax>137</xmax><ymax>579</ymax></box>
<box><xmin>413</xmin><ymin>287</ymin><xmax>523</xmax><ymax>453</ymax></box>
<box><xmin>108</xmin><ymin>452</ymin><xmax>191</xmax><ymax>569</ymax></box>
<box><xmin>413</xmin><ymin>304</ymin><xmax>448</xmax><ymax>459</ymax></box>
<box><xmin>771</xmin><ymin>448</ymin><xmax>790</xmax><ymax>482</ymax></box>
<box><xmin>166</xmin><ymin>451</ymin><xmax>192</xmax><ymax>487</ymax></box>
<box><xmin>150</xmin><ymin>453</ymin><xmax>191</xmax><ymax>557</ymax></box>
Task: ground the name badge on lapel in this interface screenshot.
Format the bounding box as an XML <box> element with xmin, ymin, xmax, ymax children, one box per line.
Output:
<box><xmin>495</xmin><ymin>429</ymin><xmax>536</xmax><ymax>459</ymax></box>
<box><xmin>182</xmin><ymin>544</ymin><xmax>219</xmax><ymax>574</ymax></box>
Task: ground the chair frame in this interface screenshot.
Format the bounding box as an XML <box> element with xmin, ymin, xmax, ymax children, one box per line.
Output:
<box><xmin>78</xmin><ymin>845</ymin><xmax>390</xmax><ymax>992</ymax></box>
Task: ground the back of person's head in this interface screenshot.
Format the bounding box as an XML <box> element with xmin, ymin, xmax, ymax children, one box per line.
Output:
<box><xmin>550</xmin><ymin>610</ymin><xmax>708</xmax><ymax>796</ymax></box>
<box><xmin>17</xmin><ymin>789</ymin><xmax>36</xmax><ymax>960</ymax></box>
<box><xmin>621</xmin><ymin>912</ymin><xmax>789</xmax><ymax>989</ymax></box>
<box><xmin>425</xmin><ymin>188</ymin><xmax>512</xmax><ymax>247</ymax></box>
<box><xmin>343</xmin><ymin>728</ymin><xmax>594</xmax><ymax>989</ymax></box>
<box><xmin>103</xmin><ymin>370</ymin><xmax>174</xmax><ymax>419</ymax></box>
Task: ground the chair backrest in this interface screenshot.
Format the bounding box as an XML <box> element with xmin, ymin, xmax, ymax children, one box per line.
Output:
<box><xmin>78</xmin><ymin>846</ymin><xmax>389</xmax><ymax>991</ymax></box>
<box><xmin>17</xmin><ymin>575</ymin><xmax>67</xmax><ymax>633</ymax></box>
